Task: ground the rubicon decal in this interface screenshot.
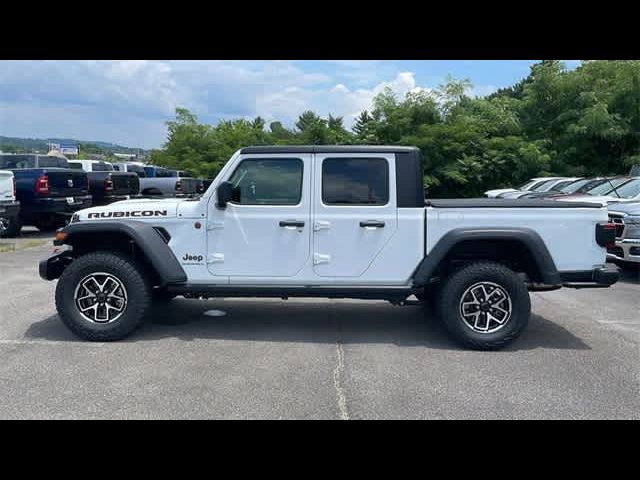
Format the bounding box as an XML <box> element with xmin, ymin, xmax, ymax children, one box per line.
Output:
<box><xmin>87</xmin><ymin>210</ymin><xmax>168</xmax><ymax>219</ymax></box>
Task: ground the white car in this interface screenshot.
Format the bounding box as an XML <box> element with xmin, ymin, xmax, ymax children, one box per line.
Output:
<box><xmin>0</xmin><ymin>170</ymin><xmax>21</xmax><ymax>237</ymax></box>
<box><xmin>498</xmin><ymin>177</ymin><xmax>571</xmax><ymax>199</ymax></box>
<box><xmin>563</xmin><ymin>177</ymin><xmax>640</xmax><ymax>205</ymax></box>
<box><xmin>485</xmin><ymin>177</ymin><xmax>558</xmax><ymax>198</ymax></box>
<box><xmin>40</xmin><ymin>146</ymin><xmax>619</xmax><ymax>350</ymax></box>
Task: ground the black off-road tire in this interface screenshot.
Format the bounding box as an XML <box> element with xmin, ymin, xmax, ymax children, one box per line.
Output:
<box><xmin>436</xmin><ymin>261</ymin><xmax>531</xmax><ymax>350</ymax></box>
<box><xmin>55</xmin><ymin>251</ymin><xmax>152</xmax><ymax>341</ymax></box>
<box><xmin>0</xmin><ymin>215</ymin><xmax>21</xmax><ymax>238</ymax></box>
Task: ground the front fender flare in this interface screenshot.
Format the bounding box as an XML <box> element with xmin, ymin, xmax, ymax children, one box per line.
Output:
<box><xmin>58</xmin><ymin>220</ymin><xmax>187</xmax><ymax>285</ymax></box>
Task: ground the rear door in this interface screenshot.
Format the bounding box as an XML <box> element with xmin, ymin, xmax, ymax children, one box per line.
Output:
<box><xmin>312</xmin><ymin>153</ymin><xmax>397</xmax><ymax>277</ymax></box>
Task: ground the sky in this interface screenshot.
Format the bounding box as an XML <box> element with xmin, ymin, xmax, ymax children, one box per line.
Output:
<box><xmin>0</xmin><ymin>60</ymin><xmax>581</xmax><ymax>150</ymax></box>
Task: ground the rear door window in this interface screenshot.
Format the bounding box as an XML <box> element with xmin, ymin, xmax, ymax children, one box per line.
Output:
<box><xmin>322</xmin><ymin>158</ymin><xmax>389</xmax><ymax>205</ymax></box>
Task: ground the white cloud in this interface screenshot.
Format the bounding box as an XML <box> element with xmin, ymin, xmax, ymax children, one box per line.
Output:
<box><xmin>0</xmin><ymin>61</ymin><xmax>433</xmax><ymax>147</ymax></box>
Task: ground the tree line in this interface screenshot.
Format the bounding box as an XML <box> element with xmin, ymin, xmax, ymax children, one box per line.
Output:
<box><xmin>148</xmin><ymin>60</ymin><xmax>640</xmax><ymax>198</ymax></box>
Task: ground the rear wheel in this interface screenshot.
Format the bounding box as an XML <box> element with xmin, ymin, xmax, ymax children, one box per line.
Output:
<box><xmin>55</xmin><ymin>251</ymin><xmax>152</xmax><ymax>341</ymax></box>
<box><xmin>436</xmin><ymin>261</ymin><xmax>531</xmax><ymax>350</ymax></box>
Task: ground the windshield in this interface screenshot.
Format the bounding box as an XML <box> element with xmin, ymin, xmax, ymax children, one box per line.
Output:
<box><xmin>559</xmin><ymin>178</ymin><xmax>590</xmax><ymax>193</ymax></box>
<box><xmin>611</xmin><ymin>179</ymin><xmax>640</xmax><ymax>199</ymax></box>
<box><xmin>587</xmin><ymin>178</ymin><xmax>629</xmax><ymax>196</ymax></box>
<box><xmin>549</xmin><ymin>179</ymin><xmax>576</xmax><ymax>192</ymax></box>
<box><xmin>532</xmin><ymin>179</ymin><xmax>559</xmax><ymax>192</ymax></box>
<box><xmin>517</xmin><ymin>180</ymin><xmax>537</xmax><ymax>190</ymax></box>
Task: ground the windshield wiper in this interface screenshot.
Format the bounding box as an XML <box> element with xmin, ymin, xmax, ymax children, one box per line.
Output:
<box><xmin>605</xmin><ymin>178</ymin><xmax>621</xmax><ymax>198</ymax></box>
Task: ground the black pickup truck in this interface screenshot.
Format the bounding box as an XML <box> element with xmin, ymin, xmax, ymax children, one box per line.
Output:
<box><xmin>67</xmin><ymin>160</ymin><xmax>140</xmax><ymax>206</ymax></box>
<box><xmin>0</xmin><ymin>154</ymin><xmax>92</xmax><ymax>231</ymax></box>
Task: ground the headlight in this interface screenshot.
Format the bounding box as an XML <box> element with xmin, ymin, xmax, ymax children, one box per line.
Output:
<box><xmin>625</xmin><ymin>216</ymin><xmax>640</xmax><ymax>238</ymax></box>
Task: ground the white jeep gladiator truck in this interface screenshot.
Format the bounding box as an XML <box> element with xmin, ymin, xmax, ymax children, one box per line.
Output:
<box><xmin>39</xmin><ymin>146</ymin><xmax>619</xmax><ymax>350</ymax></box>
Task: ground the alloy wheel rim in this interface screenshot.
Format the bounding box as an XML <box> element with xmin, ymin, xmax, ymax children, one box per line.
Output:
<box><xmin>459</xmin><ymin>281</ymin><xmax>512</xmax><ymax>334</ymax></box>
<box><xmin>74</xmin><ymin>272</ymin><xmax>128</xmax><ymax>324</ymax></box>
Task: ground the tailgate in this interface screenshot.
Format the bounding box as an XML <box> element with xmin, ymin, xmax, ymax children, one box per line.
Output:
<box><xmin>111</xmin><ymin>173</ymin><xmax>140</xmax><ymax>195</ymax></box>
<box><xmin>46</xmin><ymin>169</ymin><xmax>89</xmax><ymax>197</ymax></box>
<box><xmin>0</xmin><ymin>171</ymin><xmax>14</xmax><ymax>201</ymax></box>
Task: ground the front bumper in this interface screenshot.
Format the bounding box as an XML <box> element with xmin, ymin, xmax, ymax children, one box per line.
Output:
<box><xmin>39</xmin><ymin>249</ymin><xmax>73</xmax><ymax>281</ymax></box>
<box><xmin>607</xmin><ymin>239</ymin><xmax>640</xmax><ymax>264</ymax></box>
<box><xmin>560</xmin><ymin>265</ymin><xmax>621</xmax><ymax>289</ymax></box>
<box><xmin>22</xmin><ymin>195</ymin><xmax>92</xmax><ymax>216</ymax></box>
<box><xmin>0</xmin><ymin>201</ymin><xmax>20</xmax><ymax>219</ymax></box>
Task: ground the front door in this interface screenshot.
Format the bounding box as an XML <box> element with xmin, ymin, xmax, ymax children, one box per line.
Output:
<box><xmin>207</xmin><ymin>154</ymin><xmax>312</xmax><ymax>278</ymax></box>
<box><xmin>312</xmin><ymin>153</ymin><xmax>398</xmax><ymax>278</ymax></box>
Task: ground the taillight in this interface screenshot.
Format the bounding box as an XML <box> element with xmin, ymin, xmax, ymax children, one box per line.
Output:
<box><xmin>104</xmin><ymin>176</ymin><xmax>114</xmax><ymax>192</ymax></box>
<box><xmin>596</xmin><ymin>222</ymin><xmax>617</xmax><ymax>249</ymax></box>
<box><xmin>175</xmin><ymin>180</ymin><xmax>182</xmax><ymax>192</ymax></box>
<box><xmin>35</xmin><ymin>175</ymin><xmax>49</xmax><ymax>195</ymax></box>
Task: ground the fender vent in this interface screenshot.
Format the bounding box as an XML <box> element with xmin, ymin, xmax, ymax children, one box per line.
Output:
<box><xmin>153</xmin><ymin>227</ymin><xmax>171</xmax><ymax>243</ymax></box>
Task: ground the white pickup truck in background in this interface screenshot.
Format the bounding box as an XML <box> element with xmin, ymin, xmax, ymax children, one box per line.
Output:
<box><xmin>0</xmin><ymin>170</ymin><xmax>21</xmax><ymax>237</ymax></box>
<box><xmin>40</xmin><ymin>146</ymin><xmax>619</xmax><ymax>350</ymax></box>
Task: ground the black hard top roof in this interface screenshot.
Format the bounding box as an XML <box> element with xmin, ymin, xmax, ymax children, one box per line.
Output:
<box><xmin>239</xmin><ymin>145</ymin><xmax>419</xmax><ymax>154</ymax></box>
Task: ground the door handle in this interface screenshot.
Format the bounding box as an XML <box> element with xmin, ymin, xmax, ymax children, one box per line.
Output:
<box><xmin>359</xmin><ymin>220</ymin><xmax>385</xmax><ymax>228</ymax></box>
<box><xmin>279</xmin><ymin>220</ymin><xmax>305</xmax><ymax>228</ymax></box>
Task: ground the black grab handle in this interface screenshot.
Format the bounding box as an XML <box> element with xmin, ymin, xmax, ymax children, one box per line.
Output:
<box><xmin>359</xmin><ymin>221</ymin><xmax>385</xmax><ymax>228</ymax></box>
<box><xmin>279</xmin><ymin>220</ymin><xmax>305</xmax><ymax>228</ymax></box>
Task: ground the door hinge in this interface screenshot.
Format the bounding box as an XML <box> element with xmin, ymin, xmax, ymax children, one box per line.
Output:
<box><xmin>207</xmin><ymin>253</ymin><xmax>225</xmax><ymax>264</ymax></box>
<box><xmin>313</xmin><ymin>221</ymin><xmax>331</xmax><ymax>232</ymax></box>
<box><xmin>207</xmin><ymin>222</ymin><xmax>224</xmax><ymax>231</ymax></box>
<box><xmin>313</xmin><ymin>253</ymin><xmax>331</xmax><ymax>265</ymax></box>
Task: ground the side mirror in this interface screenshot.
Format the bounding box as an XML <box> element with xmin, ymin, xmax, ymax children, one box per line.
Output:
<box><xmin>216</xmin><ymin>181</ymin><xmax>234</xmax><ymax>209</ymax></box>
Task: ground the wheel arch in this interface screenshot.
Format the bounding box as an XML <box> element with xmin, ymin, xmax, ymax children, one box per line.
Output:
<box><xmin>57</xmin><ymin>221</ymin><xmax>187</xmax><ymax>286</ymax></box>
<box><xmin>412</xmin><ymin>228</ymin><xmax>561</xmax><ymax>287</ymax></box>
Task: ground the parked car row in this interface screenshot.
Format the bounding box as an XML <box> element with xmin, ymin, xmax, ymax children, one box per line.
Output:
<box><xmin>0</xmin><ymin>154</ymin><xmax>210</xmax><ymax>237</ymax></box>
<box><xmin>485</xmin><ymin>175</ymin><xmax>640</xmax><ymax>267</ymax></box>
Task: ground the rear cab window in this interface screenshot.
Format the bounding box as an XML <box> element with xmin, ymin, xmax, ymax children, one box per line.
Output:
<box><xmin>92</xmin><ymin>162</ymin><xmax>113</xmax><ymax>172</ymax></box>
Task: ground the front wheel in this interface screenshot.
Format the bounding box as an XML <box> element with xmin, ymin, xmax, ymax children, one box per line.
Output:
<box><xmin>436</xmin><ymin>261</ymin><xmax>531</xmax><ymax>350</ymax></box>
<box><xmin>55</xmin><ymin>251</ymin><xmax>152</xmax><ymax>341</ymax></box>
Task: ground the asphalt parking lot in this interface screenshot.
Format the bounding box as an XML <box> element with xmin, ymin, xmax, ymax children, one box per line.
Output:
<box><xmin>1</xmin><ymin>228</ymin><xmax>639</xmax><ymax>419</ymax></box>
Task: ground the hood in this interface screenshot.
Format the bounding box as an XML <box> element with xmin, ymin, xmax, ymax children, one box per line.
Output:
<box><xmin>485</xmin><ymin>188</ymin><xmax>516</xmax><ymax>196</ymax></box>
<box><xmin>607</xmin><ymin>201</ymin><xmax>640</xmax><ymax>216</ymax></box>
<box><xmin>75</xmin><ymin>197</ymin><xmax>185</xmax><ymax>221</ymax></box>
<box><xmin>561</xmin><ymin>195</ymin><xmax>620</xmax><ymax>206</ymax></box>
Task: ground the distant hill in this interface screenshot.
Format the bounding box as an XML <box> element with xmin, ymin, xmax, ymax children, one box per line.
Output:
<box><xmin>0</xmin><ymin>136</ymin><xmax>149</xmax><ymax>155</ymax></box>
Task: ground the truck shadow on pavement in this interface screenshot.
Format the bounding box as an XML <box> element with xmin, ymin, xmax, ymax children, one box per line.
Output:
<box><xmin>617</xmin><ymin>264</ymin><xmax>640</xmax><ymax>284</ymax></box>
<box><xmin>25</xmin><ymin>299</ymin><xmax>590</xmax><ymax>352</ymax></box>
